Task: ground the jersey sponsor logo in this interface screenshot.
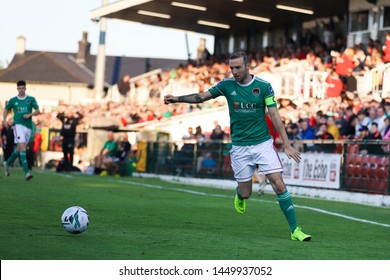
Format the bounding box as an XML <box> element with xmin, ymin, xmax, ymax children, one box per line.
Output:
<box><xmin>16</xmin><ymin>106</ymin><xmax>29</xmax><ymax>113</ymax></box>
<box><xmin>233</xmin><ymin>102</ymin><xmax>257</xmax><ymax>113</ymax></box>
<box><xmin>252</xmin><ymin>88</ymin><xmax>260</xmax><ymax>96</ymax></box>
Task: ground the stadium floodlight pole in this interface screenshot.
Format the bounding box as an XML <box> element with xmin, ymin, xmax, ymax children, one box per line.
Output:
<box><xmin>94</xmin><ymin>0</ymin><xmax>108</xmax><ymax>102</ymax></box>
<box><xmin>185</xmin><ymin>32</ymin><xmax>191</xmax><ymax>62</ymax></box>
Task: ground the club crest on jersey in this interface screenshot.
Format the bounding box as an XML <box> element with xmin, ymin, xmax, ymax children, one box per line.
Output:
<box><xmin>252</xmin><ymin>88</ymin><xmax>260</xmax><ymax>96</ymax></box>
<box><xmin>26</xmin><ymin>100</ymin><xmax>31</xmax><ymax>104</ymax></box>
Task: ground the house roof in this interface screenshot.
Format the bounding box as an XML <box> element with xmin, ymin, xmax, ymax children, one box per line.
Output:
<box><xmin>0</xmin><ymin>50</ymin><xmax>186</xmax><ymax>86</ymax></box>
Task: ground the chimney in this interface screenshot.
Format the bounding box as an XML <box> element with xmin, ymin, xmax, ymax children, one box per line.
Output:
<box><xmin>16</xmin><ymin>36</ymin><xmax>26</xmax><ymax>55</ymax></box>
<box><xmin>77</xmin><ymin>31</ymin><xmax>91</xmax><ymax>63</ymax></box>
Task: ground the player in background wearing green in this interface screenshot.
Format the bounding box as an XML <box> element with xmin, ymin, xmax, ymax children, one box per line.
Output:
<box><xmin>164</xmin><ymin>51</ymin><xmax>311</xmax><ymax>241</ymax></box>
<box><xmin>2</xmin><ymin>80</ymin><xmax>40</xmax><ymax>180</ymax></box>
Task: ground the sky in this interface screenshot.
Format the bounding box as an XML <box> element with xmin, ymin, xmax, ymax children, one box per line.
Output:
<box><xmin>0</xmin><ymin>0</ymin><xmax>215</xmax><ymax>67</ymax></box>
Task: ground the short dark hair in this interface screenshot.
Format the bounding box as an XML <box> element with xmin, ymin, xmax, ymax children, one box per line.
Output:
<box><xmin>229</xmin><ymin>51</ymin><xmax>249</xmax><ymax>65</ymax></box>
<box><xmin>16</xmin><ymin>80</ymin><xmax>26</xmax><ymax>87</ymax></box>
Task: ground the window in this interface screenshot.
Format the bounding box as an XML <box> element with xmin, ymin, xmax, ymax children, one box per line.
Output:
<box><xmin>383</xmin><ymin>6</ymin><xmax>390</xmax><ymax>28</ymax></box>
<box><xmin>350</xmin><ymin>11</ymin><xmax>369</xmax><ymax>32</ymax></box>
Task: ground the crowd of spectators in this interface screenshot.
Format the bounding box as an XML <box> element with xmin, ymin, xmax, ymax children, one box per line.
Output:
<box><xmin>2</xmin><ymin>31</ymin><xmax>390</xmax><ymax>163</ymax></box>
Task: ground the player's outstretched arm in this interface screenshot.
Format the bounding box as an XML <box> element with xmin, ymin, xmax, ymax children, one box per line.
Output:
<box><xmin>164</xmin><ymin>91</ymin><xmax>213</xmax><ymax>104</ymax></box>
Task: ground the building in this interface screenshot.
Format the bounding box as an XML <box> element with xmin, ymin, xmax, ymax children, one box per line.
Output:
<box><xmin>0</xmin><ymin>32</ymin><xmax>186</xmax><ymax>107</ymax></box>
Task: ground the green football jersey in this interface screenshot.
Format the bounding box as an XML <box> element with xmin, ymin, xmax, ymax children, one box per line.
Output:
<box><xmin>5</xmin><ymin>95</ymin><xmax>39</xmax><ymax>130</ymax></box>
<box><xmin>209</xmin><ymin>75</ymin><xmax>277</xmax><ymax>146</ymax></box>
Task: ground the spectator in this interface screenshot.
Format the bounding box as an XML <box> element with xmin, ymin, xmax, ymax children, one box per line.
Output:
<box><xmin>383</xmin><ymin>31</ymin><xmax>390</xmax><ymax>63</ymax></box>
<box><xmin>341</xmin><ymin>114</ymin><xmax>358</xmax><ymax>139</ymax></box>
<box><xmin>313</xmin><ymin>123</ymin><xmax>336</xmax><ymax>153</ymax></box>
<box><xmin>334</xmin><ymin>48</ymin><xmax>356</xmax><ymax>91</ymax></box>
<box><xmin>210</xmin><ymin>124</ymin><xmax>225</xmax><ymax>140</ymax></box>
<box><xmin>299</xmin><ymin>118</ymin><xmax>315</xmax><ymax>140</ymax></box>
<box><xmin>287</xmin><ymin>123</ymin><xmax>301</xmax><ymax>140</ymax></box>
<box><xmin>383</xmin><ymin>117</ymin><xmax>390</xmax><ymax>139</ymax></box>
<box><xmin>94</xmin><ymin>131</ymin><xmax>118</xmax><ymax>173</ymax></box>
<box><xmin>57</xmin><ymin>109</ymin><xmax>83</xmax><ymax>171</ymax></box>
<box><xmin>336</xmin><ymin>109</ymin><xmax>348</xmax><ymax>136</ymax></box>
<box><xmin>359</xmin><ymin>123</ymin><xmax>384</xmax><ymax>155</ymax></box>
<box><xmin>356</xmin><ymin>109</ymin><xmax>369</xmax><ymax>136</ymax></box>
<box><xmin>368</xmin><ymin>122</ymin><xmax>383</xmax><ymax>141</ymax></box>
<box><xmin>325</xmin><ymin>70</ymin><xmax>343</xmax><ymax>98</ymax></box>
<box><xmin>384</xmin><ymin>102</ymin><xmax>390</xmax><ymax>117</ymax></box>
<box><xmin>108</xmin><ymin>133</ymin><xmax>132</xmax><ymax>176</ymax></box>
<box><xmin>1</xmin><ymin>118</ymin><xmax>14</xmax><ymax>161</ymax></box>
<box><xmin>182</xmin><ymin>127</ymin><xmax>195</xmax><ymax>140</ymax></box>
<box><xmin>117</xmin><ymin>74</ymin><xmax>131</xmax><ymax>104</ymax></box>
<box><xmin>366</xmin><ymin>107</ymin><xmax>378</xmax><ymax>131</ymax></box>
<box><xmin>358</xmin><ymin>126</ymin><xmax>370</xmax><ymax>154</ymax></box>
<box><xmin>375</xmin><ymin>106</ymin><xmax>387</xmax><ymax>136</ymax></box>
<box><xmin>326</xmin><ymin>116</ymin><xmax>340</xmax><ymax>139</ymax></box>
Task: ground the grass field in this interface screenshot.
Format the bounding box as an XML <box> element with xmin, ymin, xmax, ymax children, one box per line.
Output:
<box><xmin>1</xmin><ymin>168</ymin><xmax>390</xmax><ymax>260</ymax></box>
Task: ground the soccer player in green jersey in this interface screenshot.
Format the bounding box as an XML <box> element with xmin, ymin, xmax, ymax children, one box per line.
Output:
<box><xmin>164</xmin><ymin>51</ymin><xmax>311</xmax><ymax>241</ymax></box>
<box><xmin>2</xmin><ymin>80</ymin><xmax>40</xmax><ymax>180</ymax></box>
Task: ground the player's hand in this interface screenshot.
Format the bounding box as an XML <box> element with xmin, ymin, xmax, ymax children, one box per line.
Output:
<box><xmin>284</xmin><ymin>145</ymin><xmax>301</xmax><ymax>163</ymax></box>
<box><xmin>23</xmin><ymin>113</ymin><xmax>32</xmax><ymax>119</ymax></box>
<box><xmin>2</xmin><ymin>120</ymin><xmax>8</xmax><ymax>129</ymax></box>
<box><xmin>164</xmin><ymin>94</ymin><xmax>178</xmax><ymax>104</ymax></box>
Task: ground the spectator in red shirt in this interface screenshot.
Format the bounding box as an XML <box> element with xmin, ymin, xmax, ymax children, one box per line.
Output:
<box><xmin>325</xmin><ymin>70</ymin><xmax>343</xmax><ymax>98</ymax></box>
<box><xmin>382</xmin><ymin>31</ymin><xmax>390</xmax><ymax>63</ymax></box>
<box><xmin>334</xmin><ymin>48</ymin><xmax>357</xmax><ymax>92</ymax></box>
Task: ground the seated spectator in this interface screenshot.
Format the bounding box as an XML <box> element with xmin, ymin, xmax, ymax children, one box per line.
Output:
<box><xmin>341</xmin><ymin>114</ymin><xmax>358</xmax><ymax>139</ymax></box>
<box><xmin>359</xmin><ymin>123</ymin><xmax>384</xmax><ymax>155</ymax></box>
<box><xmin>287</xmin><ymin>123</ymin><xmax>301</xmax><ymax>140</ymax></box>
<box><xmin>311</xmin><ymin>123</ymin><xmax>336</xmax><ymax>153</ymax></box>
<box><xmin>326</xmin><ymin>116</ymin><xmax>340</xmax><ymax>139</ymax></box>
<box><xmin>174</xmin><ymin>140</ymin><xmax>195</xmax><ymax>176</ymax></box>
<box><xmin>299</xmin><ymin>118</ymin><xmax>315</xmax><ymax>140</ymax></box>
<box><xmin>200</xmin><ymin>152</ymin><xmax>217</xmax><ymax>175</ymax></box>
<box><xmin>383</xmin><ymin>117</ymin><xmax>390</xmax><ymax>140</ymax></box>
<box><xmin>110</xmin><ymin>133</ymin><xmax>132</xmax><ymax>176</ymax></box>
<box><xmin>356</xmin><ymin>108</ymin><xmax>369</xmax><ymax>137</ymax></box>
<box><xmin>210</xmin><ymin>124</ymin><xmax>225</xmax><ymax>140</ymax></box>
<box><xmin>94</xmin><ymin>131</ymin><xmax>118</xmax><ymax>173</ymax></box>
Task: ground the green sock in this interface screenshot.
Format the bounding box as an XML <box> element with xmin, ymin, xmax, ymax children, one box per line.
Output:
<box><xmin>277</xmin><ymin>191</ymin><xmax>297</xmax><ymax>233</ymax></box>
<box><xmin>6</xmin><ymin>150</ymin><xmax>19</xmax><ymax>166</ymax></box>
<box><xmin>236</xmin><ymin>186</ymin><xmax>244</xmax><ymax>200</ymax></box>
<box><xmin>19</xmin><ymin>152</ymin><xmax>30</xmax><ymax>174</ymax></box>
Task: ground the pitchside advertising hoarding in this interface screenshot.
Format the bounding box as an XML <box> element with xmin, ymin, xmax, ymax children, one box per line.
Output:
<box><xmin>279</xmin><ymin>152</ymin><xmax>341</xmax><ymax>189</ymax></box>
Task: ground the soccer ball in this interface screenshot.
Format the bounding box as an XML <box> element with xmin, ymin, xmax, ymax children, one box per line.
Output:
<box><xmin>61</xmin><ymin>206</ymin><xmax>89</xmax><ymax>234</ymax></box>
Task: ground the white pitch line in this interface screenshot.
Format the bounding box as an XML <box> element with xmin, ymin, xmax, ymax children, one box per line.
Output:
<box><xmin>41</xmin><ymin>171</ymin><xmax>390</xmax><ymax>229</ymax></box>
<box><xmin>112</xmin><ymin>179</ymin><xmax>390</xmax><ymax>228</ymax></box>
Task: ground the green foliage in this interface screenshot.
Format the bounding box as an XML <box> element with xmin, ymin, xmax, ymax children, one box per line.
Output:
<box><xmin>0</xmin><ymin>170</ymin><xmax>389</xmax><ymax>260</ymax></box>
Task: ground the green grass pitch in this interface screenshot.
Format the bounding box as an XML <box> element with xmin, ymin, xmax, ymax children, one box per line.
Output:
<box><xmin>1</xmin><ymin>169</ymin><xmax>389</xmax><ymax>260</ymax></box>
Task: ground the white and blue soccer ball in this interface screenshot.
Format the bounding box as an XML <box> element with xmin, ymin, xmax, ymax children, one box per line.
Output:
<box><xmin>61</xmin><ymin>206</ymin><xmax>89</xmax><ymax>234</ymax></box>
